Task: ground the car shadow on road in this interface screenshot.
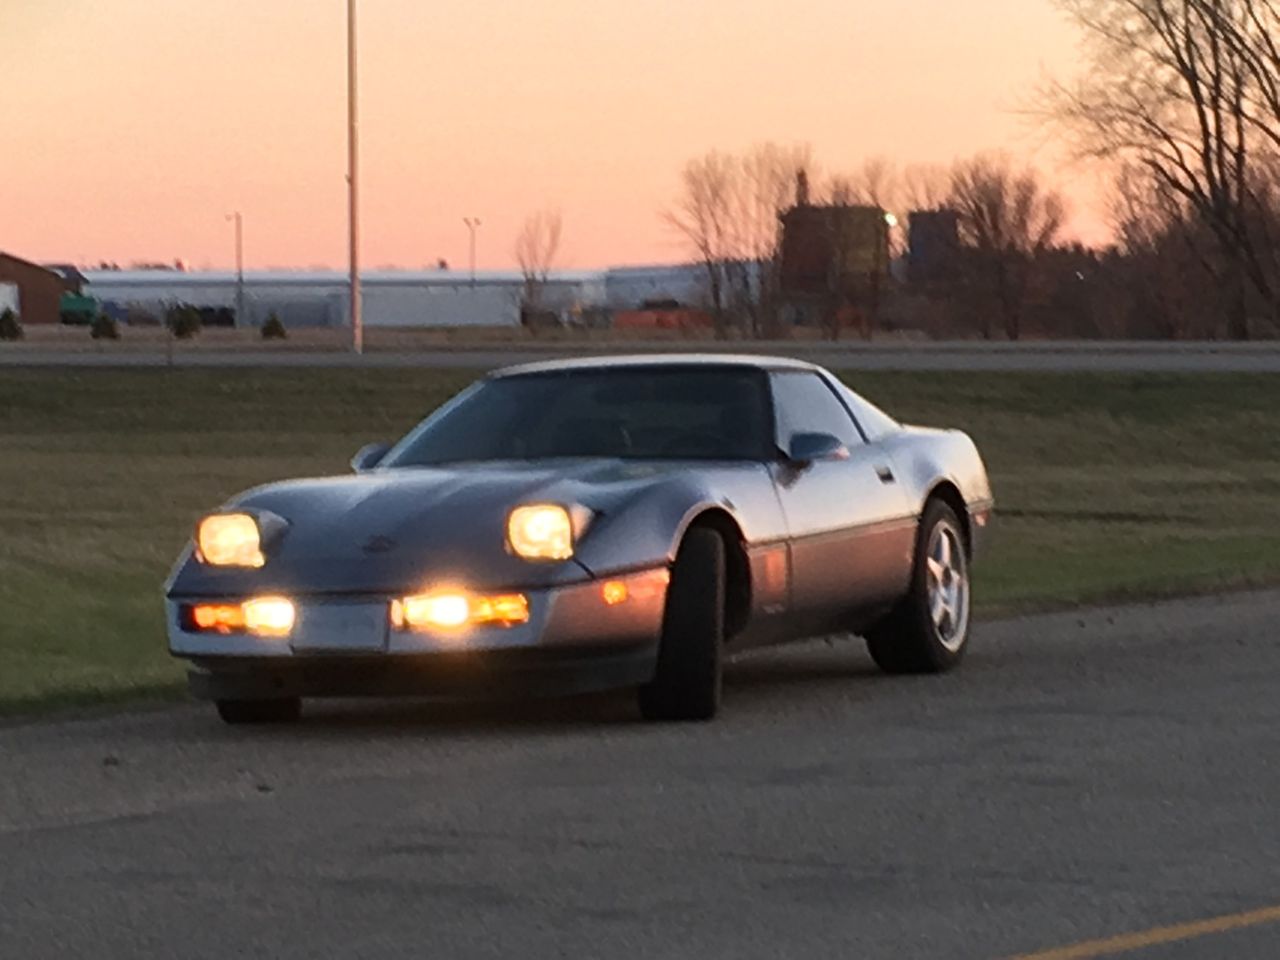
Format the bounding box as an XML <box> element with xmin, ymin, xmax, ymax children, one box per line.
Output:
<box><xmin>216</xmin><ymin>641</ymin><xmax>904</xmax><ymax>740</ymax></box>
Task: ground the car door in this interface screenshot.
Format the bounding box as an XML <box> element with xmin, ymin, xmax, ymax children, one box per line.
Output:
<box><xmin>767</xmin><ymin>371</ymin><xmax>916</xmax><ymax>624</ymax></box>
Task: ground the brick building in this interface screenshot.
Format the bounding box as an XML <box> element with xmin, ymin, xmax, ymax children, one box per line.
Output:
<box><xmin>0</xmin><ymin>252</ymin><xmax>76</xmax><ymax>325</ymax></box>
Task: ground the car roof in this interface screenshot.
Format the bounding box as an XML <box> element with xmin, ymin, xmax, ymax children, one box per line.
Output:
<box><xmin>491</xmin><ymin>353</ymin><xmax>823</xmax><ymax>378</ymax></box>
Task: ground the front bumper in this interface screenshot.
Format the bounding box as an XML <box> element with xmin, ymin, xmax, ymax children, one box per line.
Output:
<box><xmin>186</xmin><ymin>646</ymin><xmax>657</xmax><ymax>701</ymax></box>
<box><xmin>168</xmin><ymin>567</ymin><xmax>668</xmax><ymax>701</ymax></box>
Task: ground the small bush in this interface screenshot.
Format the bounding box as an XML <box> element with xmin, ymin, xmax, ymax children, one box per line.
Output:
<box><xmin>165</xmin><ymin>304</ymin><xmax>202</xmax><ymax>339</ymax></box>
<box><xmin>90</xmin><ymin>314</ymin><xmax>121</xmax><ymax>340</ymax></box>
<box><xmin>261</xmin><ymin>312</ymin><xmax>287</xmax><ymax>340</ymax></box>
<box><xmin>0</xmin><ymin>308</ymin><xmax>22</xmax><ymax>341</ymax></box>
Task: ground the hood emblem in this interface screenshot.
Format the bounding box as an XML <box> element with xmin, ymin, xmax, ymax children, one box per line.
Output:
<box><xmin>361</xmin><ymin>534</ymin><xmax>397</xmax><ymax>555</ymax></box>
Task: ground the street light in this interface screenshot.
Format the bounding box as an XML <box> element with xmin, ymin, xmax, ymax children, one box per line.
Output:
<box><xmin>347</xmin><ymin>0</ymin><xmax>362</xmax><ymax>354</ymax></box>
<box><xmin>463</xmin><ymin>217</ymin><xmax>481</xmax><ymax>287</ymax></box>
<box><xmin>225</xmin><ymin>212</ymin><xmax>245</xmax><ymax>327</ymax></box>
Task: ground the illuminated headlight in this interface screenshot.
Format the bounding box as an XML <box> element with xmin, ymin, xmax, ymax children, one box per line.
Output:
<box><xmin>195</xmin><ymin>510</ymin><xmax>288</xmax><ymax>567</ymax></box>
<box><xmin>196</xmin><ymin>514</ymin><xmax>263</xmax><ymax>567</ymax></box>
<box><xmin>390</xmin><ymin>590</ymin><xmax>530</xmax><ymax>631</ymax></box>
<box><xmin>507</xmin><ymin>504</ymin><xmax>590</xmax><ymax>561</ymax></box>
<box><xmin>183</xmin><ymin>596</ymin><xmax>296</xmax><ymax>638</ymax></box>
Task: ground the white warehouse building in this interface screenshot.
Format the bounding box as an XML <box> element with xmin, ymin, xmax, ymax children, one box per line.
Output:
<box><xmin>83</xmin><ymin>264</ymin><xmax>708</xmax><ymax>328</ymax></box>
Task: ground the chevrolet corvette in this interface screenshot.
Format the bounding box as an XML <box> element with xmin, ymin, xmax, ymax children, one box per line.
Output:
<box><xmin>165</xmin><ymin>355</ymin><xmax>993</xmax><ymax>724</ymax></box>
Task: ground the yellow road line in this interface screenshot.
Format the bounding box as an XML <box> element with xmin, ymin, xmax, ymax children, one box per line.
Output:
<box><xmin>1010</xmin><ymin>903</ymin><xmax>1280</xmax><ymax>959</ymax></box>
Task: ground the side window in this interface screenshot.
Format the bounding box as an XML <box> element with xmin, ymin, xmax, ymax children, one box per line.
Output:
<box><xmin>770</xmin><ymin>372</ymin><xmax>864</xmax><ymax>450</ymax></box>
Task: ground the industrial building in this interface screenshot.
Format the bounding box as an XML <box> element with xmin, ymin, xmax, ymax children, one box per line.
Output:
<box><xmin>83</xmin><ymin>263</ymin><xmax>712</xmax><ymax>329</ymax></box>
<box><xmin>906</xmin><ymin>210</ymin><xmax>962</xmax><ymax>289</ymax></box>
<box><xmin>0</xmin><ymin>252</ymin><xmax>79</xmax><ymax>326</ymax></box>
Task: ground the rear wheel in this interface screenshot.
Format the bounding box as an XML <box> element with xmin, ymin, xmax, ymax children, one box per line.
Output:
<box><xmin>215</xmin><ymin>697</ymin><xmax>302</xmax><ymax>725</ymax></box>
<box><xmin>866</xmin><ymin>499</ymin><xmax>971</xmax><ymax>674</ymax></box>
<box><xmin>638</xmin><ymin>527</ymin><xmax>725</xmax><ymax>722</ymax></box>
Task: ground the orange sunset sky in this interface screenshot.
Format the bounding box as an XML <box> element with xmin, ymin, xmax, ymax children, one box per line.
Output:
<box><xmin>2</xmin><ymin>0</ymin><xmax>1104</xmax><ymax>271</ymax></box>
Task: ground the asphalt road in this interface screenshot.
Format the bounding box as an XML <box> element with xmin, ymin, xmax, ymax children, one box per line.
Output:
<box><xmin>3</xmin><ymin>590</ymin><xmax>1280</xmax><ymax>959</ymax></box>
<box><xmin>5</xmin><ymin>341</ymin><xmax>1280</xmax><ymax>372</ymax></box>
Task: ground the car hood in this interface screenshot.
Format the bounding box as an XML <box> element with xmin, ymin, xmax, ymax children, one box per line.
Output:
<box><xmin>166</xmin><ymin>459</ymin><xmax>696</xmax><ymax>597</ymax></box>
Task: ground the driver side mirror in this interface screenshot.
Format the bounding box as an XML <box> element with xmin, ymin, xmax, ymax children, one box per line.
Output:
<box><xmin>786</xmin><ymin>432</ymin><xmax>850</xmax><ymax>466</ymax></box>
<box><xmin>351</xmin><ymin>442</ymin><xmax>391</xmax><ymax>473</ymax></box>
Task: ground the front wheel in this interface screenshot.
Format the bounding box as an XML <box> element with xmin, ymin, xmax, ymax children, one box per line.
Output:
<box><xmin>866</xmin><ymin>500</ymin><xmax>971</xmax><ymax>674</ymax></box>
<box><xmin>215</xmin><ymin>697</ymin><xmax>302</xmax><ymax>725</ymax></box>
<box><xmin>638</xmin><ymin>527</ymin><xmax>725</xmax><ymax>722</ymax></box>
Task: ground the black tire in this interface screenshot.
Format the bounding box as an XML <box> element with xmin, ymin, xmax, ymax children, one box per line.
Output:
<box><xmin>638</xmin><ymin>527</ymin><xmax>725</xmax><ymax>722</ymax></box>
<box><xmin>865</xmin><ymin>499</ymin><xmax>971</xmax><ymax>674</ymax></box>
<box><xmin>215</xmin><ymin>697</ymin><xmax>302</xmax><ymax>725</ymax></box>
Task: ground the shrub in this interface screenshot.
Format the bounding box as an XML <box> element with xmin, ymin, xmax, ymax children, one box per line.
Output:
<box><xmin>0</xmin><ymin>308</ymin><xmax>22</xmax><ymax>341</ymax></box>
<box><xmin>261</xmin><ymin>312</ymin><xmax>287</xmax><ymax>340</ymax></box>
<box><xmin>90</xmin><ymin>314</ymin><xmax>121</xmax><ymax>340</ymax></box>
<box><xmin>165</xmin><ymin>304</ymin><xmax>202</xmax><ymax>339</ymax></box>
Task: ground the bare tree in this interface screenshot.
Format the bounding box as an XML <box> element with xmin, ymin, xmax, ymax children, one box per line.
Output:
<box><xmin>665</xmin><ymin>152</ymin><xmax>738</xmax><ymax>338</ymax></box>
<box><xmin>1109</xmin><ymin>162</ymin><xmax>1212</xmax><ymax>337</ymax></box>
<box><xmin>948</xmin><ymin>154</ymin><xmax>1067</xmax><ymax>340</ymax></box>
<box><xmin>1047</xmin><ymin>0</ymin><xmax>1280</xmax><ymax>337</ymax></box>
<box><xmin>901</xmin><ymin>163</ymin><xmax>952</xmax><ymax>212</ymax></box>
<box><xmin>666</xmin><ymin>144</ymin><xmax>811</xmax><ymax>338</ymax></box>
<box><xmin>514</xmin><ymin>209</ymin><xmax>563</xmax><ymax>318</ymax></box>
<box><xmin>829</xmin><ymin>156</ymin><xmax>899</xmax><ymax>210</ymax></box>
<box><xmin>733</xmin><ymin>142</ymin><xmax>814</xmax><ymax>336</ymax></box>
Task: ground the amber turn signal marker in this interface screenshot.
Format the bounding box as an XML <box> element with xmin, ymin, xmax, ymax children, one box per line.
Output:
<box><xmin>601</xmin><ymin>581</ymin><xmax>629</xmax><ymax>606</ymax></box>
<box><xmin>190</xmin><ymin>604</ymin><xmax>246</xmax><ymax>634</ymax></box>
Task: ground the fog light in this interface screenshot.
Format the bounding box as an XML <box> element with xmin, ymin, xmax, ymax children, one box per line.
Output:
<box><xmin>395</xmin><ymin>592</ymin><xmax>470</xmax><ymax>630</ymax></box>
<box><xmin>391</xmin><ymin>590</ymin><xmax>530</xmax><ymax>631</ymax></box>
<box><xmin>242</xmin><ymin>597</ymin><xmax>296</xmax><ymax>637</ymax></box>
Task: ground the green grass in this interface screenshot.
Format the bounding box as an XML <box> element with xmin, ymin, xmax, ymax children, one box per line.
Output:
<box><xmin>1</xmin><ymin>368</ymin><xmax>1277</xmax><ymax>713</ymax></box>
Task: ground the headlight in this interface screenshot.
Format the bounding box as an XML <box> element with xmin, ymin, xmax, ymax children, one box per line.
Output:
<box><xmin>507</xmin><ymin>504</ymin><xmax>579</xmax><ymax>560</ymax></box>
<box><xmin>196</xmin><ymin>513</ymin><xmax>264</xmax><ymax>568</ymax></box>
<box><xmin>195</xmin><ymin>510</ymin><xmax>288</xmax><ymax>567</ymax></box>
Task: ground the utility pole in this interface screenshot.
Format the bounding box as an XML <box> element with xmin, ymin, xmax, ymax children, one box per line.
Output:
<box><xmin>463</xmin><ymin>217</ymin><xmax>481</xmax><ymax>287</ymax></box>
<box><xmin>226</xmin><ymin>212</ymin><xmax>245</xmax><ymax>326</ymax></box>
<box><xmin>347</xmin><ymin>0</ymin><xmax>362</xmax><ymax>353</ymax></box>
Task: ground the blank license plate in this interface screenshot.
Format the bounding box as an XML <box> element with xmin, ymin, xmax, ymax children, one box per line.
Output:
<box><xmin>291</xmin><ymin>602</ymin><xmax>389</xmax><ymax>653</ymax></box>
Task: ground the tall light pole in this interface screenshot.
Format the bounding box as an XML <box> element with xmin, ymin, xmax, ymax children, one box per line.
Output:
<box><xmin>225</xmin><ymin>212</ymin><xmax>245</xmax><ymax>327</ymax></box>
<box><xmin>463</xmin><ymin>217</ymin><xmax>481</xmax><ymax>287</ymax></box>
<box><xmin>347</xmin><ymin>0</ymin><xmax>362</xmax><ymax>353</ymax></box>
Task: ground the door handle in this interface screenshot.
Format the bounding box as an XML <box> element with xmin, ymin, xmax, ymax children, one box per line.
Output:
<box><xmin>875</xmin><ymin>464</ymin><xmax>896</xmax><ymax>484</ymax></box>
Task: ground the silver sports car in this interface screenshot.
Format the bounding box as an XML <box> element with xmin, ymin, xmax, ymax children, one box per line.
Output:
<box><xmin>165</xmin><ymin>355</ymin><xmax>993</xmax><ymax>724</ymax></box>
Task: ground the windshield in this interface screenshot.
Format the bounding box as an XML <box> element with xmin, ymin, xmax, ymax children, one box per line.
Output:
<box><xmin>382</xmin><ymin>367</ymin><xmax>773</xmax><ymax>466</ymax></box>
